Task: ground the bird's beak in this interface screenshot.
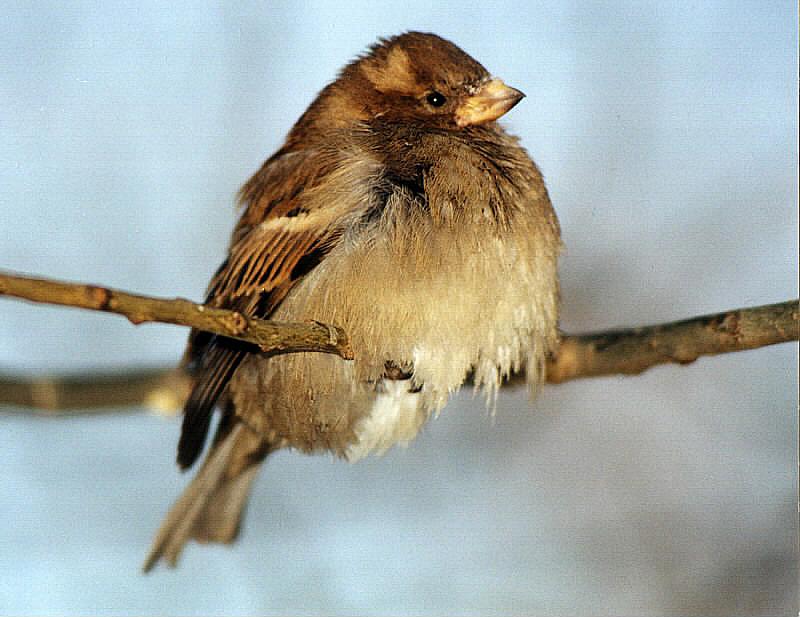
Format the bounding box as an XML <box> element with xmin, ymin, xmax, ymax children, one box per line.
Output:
<box><xmin>455</xmin><ymin>78</ymin><xmax>525</xmax><ymax>127</ymax></box>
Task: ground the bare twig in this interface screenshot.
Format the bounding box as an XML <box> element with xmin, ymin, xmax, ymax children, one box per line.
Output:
<box><xmin>0</xmin><ymin>270</ymin><xmax>353</xmax><ymax>360</ymax></box>
<box><xmin>0</xmin><ymin>270</ymin><xmax>797</xmax><ymax>412</ymax></box>
<box><xmin>0</xmin><ymin>368</ymin><xmax>188</xmax><ymax>414</ymax></box>
<box><xmin>545</xmin><ymin>299</ymin><xmax>798</xmax><ymax>383</ymax></box>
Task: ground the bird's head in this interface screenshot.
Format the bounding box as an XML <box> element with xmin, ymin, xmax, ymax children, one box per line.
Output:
<box><xmin>288</xmin><ymin>32</ymin><xmax>525</xmax><ymax>143</ymax></box>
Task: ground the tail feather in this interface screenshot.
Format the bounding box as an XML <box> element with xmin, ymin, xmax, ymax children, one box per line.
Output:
<box><xmin>143</xmin><ymin>423</ymin><xmax>267</xmax><ymax>572</ymax></box>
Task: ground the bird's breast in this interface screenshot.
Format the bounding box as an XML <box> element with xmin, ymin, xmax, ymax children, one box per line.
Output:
<box><xmin>257</xmin><ymin>208</ymin><xmax>559</xmax><ymax>458</ymax></box>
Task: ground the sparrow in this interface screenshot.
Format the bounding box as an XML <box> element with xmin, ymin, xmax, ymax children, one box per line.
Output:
<box><xmin>144</xmin><ymin>31</ymin><xmax>561</xmax><ymax>571</ymax></box>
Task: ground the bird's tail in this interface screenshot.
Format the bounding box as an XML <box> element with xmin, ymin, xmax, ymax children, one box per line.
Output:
<box><xmin>143</xmin><ymin>422</ymin><xmax>269</xmax><ymax>572</ymax></box>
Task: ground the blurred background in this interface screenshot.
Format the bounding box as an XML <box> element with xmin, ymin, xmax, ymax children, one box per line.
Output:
<box><xmin>1</xmin><ymin>1</ymin><xmax>797</xmax><ymax>614</ymax></box>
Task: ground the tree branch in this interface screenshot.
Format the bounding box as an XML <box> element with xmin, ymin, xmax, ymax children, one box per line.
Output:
<box><xmin>545</xmin><ymin>299</ymin><xmax>798</xmax><ymax>383</ymax></box>
<box><xmin>0</xmin><ymin>368</ymin><xmax>188</xmax><ymax>415</ymax></box>
<box><xmin>0</xmin><ymin>270</ymin><xmax>353</xmax><ymax>360</ymax></box>
<box><xmin>0</xmin><ymin>270</ymin><xmax>797</xmax><ymax>412</ymax></box>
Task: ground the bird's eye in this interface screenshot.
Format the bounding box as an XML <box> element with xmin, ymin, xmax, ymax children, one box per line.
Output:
<box><xmin>426</xmin><ymin>91</ymin><xmax>447</xmax><ymax>107</ymax></box>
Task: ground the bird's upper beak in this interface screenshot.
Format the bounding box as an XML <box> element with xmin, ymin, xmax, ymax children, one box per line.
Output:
<box><xmin>455</xmin><ymin>78</ymin><xmax>525</xmax><ymax>127</ymax></box>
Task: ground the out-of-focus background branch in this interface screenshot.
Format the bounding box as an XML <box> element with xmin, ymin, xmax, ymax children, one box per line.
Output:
<box><xmin>0</xmin><ymin>269</ymin><xmax>796</xmax><ymax>412</ymax></box>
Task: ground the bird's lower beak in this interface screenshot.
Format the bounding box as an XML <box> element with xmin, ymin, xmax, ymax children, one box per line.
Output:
<box><xmin>455</xmin><ymin>78</ymin><xmax>525</xmax><ymax>127</ymax></box>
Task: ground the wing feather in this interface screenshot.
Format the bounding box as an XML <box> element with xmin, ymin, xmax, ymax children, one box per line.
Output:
<box><xmin>177</xmin><ymin>146</ymin><xmax>368</xmax><ymax>468</ymax></box>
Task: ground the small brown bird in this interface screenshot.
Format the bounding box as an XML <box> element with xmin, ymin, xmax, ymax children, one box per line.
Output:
<box><xmin>144</xmin><ymin>31</ymin><xmax>560</xmax><ymax>571</ymax></box>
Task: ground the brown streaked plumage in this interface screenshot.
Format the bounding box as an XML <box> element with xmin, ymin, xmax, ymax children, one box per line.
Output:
<box><xmin>144</xmin><ymin>31</ymin><xmax>561</xmax><ymax>571</ymax></box>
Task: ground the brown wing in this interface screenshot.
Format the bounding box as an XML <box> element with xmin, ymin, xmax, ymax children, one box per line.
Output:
<box><xmin>177</xmin><ymin>147</ymin><xmax>351</xmax><ymax>469</ymax></box>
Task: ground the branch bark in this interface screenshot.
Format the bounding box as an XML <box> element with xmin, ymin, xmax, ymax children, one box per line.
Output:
<box><xmin>1</xmin><ymin>270</ymin><xmax>797</xmax><ymax>412</ymax></box>
<box><xmin>544</xmin><ymin>299</ymin><xmax>799</xmax><ymax>383</ymax></box>
<box><xmin>0</xmin><ymin>270</ymin><xmax>353</xmax><ymax>360</ymax></box>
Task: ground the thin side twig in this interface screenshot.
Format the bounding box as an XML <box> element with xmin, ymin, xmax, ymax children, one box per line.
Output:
<box><xmin>0</xmin><ymin>270</ymin><xmax>353</xmax><ymax>360</ymax></box>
